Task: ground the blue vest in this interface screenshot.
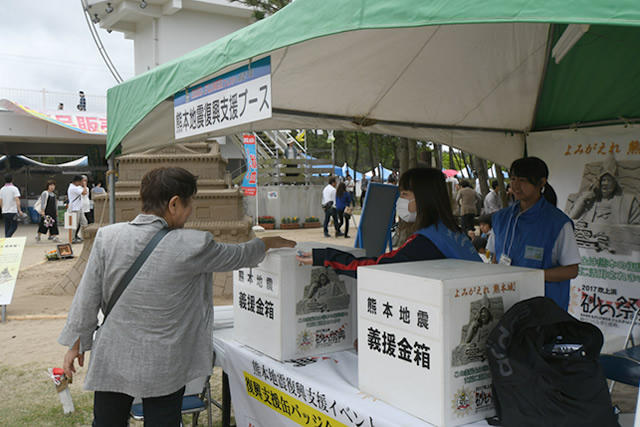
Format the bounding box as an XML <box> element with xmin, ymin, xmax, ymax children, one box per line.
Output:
<box><xmin>416</xmin><ymin>223</ymin><xmax>482</xmax><ymax>262</ymax></box>
<box><xmin>492</xmin><ymin>198</ymin><xmax>573</xmax><ymax>310</ymax></box>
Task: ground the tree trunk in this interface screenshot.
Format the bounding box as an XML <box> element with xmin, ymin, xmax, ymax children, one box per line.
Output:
<box><xmin>448</xmin><ymin>145</ymin><xmax>455</xmax><ymax>169</ymax></box>
<box><xmin>398</xmin><ymin>137</ymin><xmax>409</xmax><ymax>176</ymax></box>
<box><xmin>339</xmin><ymin>132</ymin><xmax>348</xmax><ymax>167</ymax></box>
<box><xmin>473</xmin><ymin>155</ymin><xmax>490</xmax><ymax>196</ymax></box>
<box><xmin>352</xmin><ymin>132</ymin><xmax>360</xmax><ymax>174</ymax></box>
<box><xmin>495</xmin><ymin>163</ymin><xmax>507</xmax><ymax>206</ymax></box>
<box><xmin>408</xmin><ymin>139</ymin><xmax>418</xmax><ymax>169</ymax></box>
<box><xmin>434</xmin><ymin>143</ymin><xmax>443</xmax><ymax>170</ymax></box>
<box><xmin>368</xmin><ymin>134</ymin><xmax>376</xmax><ymax>176</ymax></box>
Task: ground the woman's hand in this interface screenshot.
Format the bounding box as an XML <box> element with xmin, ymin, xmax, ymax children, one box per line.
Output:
<box><xmin>260</xmin><ymin>236</ymin><xmax>296</xmax><ymax>251</ymax></box>
<box><xmin>296</xmin><ymin>251</ymin><xmax>313</xmax><ymax>265</ymax></box>
<box><xmin>63</xmin><ymin>339</ymin><xmax>84</xmax><ymax>381</ymax></box>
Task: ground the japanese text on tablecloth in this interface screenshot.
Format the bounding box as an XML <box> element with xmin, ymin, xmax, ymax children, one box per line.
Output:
<box><xmin>248</xmin><ymin>361</ymin><xmax>376</xmax><ymax>427</ymax></box>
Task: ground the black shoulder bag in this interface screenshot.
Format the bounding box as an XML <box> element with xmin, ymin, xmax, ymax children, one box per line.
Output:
<box><xmin>100</xmin><ymin>227</ymin><xmax>169</xmax><ymax>326</ymax></box>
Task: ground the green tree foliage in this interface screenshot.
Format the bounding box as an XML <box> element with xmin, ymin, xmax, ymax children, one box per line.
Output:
<box><xmin>229</xmin><ymin>0</ymin><xmax>292</xmax><ymax>20</ymax></box>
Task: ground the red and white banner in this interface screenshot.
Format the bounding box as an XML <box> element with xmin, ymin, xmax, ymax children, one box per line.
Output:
<box><xmin>15</xmin><ymin>103</ymin><xmax>107</xmax><ymax>135</ymax></box>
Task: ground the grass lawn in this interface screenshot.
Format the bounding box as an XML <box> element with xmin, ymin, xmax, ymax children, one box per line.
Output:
<box><xmin>0</xmin><ymin>364</ymin><xmax>232</xmax><ymax>426</ymax></box>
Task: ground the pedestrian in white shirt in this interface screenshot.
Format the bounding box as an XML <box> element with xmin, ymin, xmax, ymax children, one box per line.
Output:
<box><xmin>0</xmin><ymin>175</ymin><xmax>23</xmax><ymax>237</ymax></box>
<box><xmin>81</xmin><ymin>175</ymin><xmax>93</xmax><ymax>224</ymax></box>
<box><xmin>483</xmin><ymin>180</ymin><xmax>502</xmax><ymax>214</ymax></box>
<box><xmin>345</xmin><ymin>174</ymin><xmax>356</xmax><ymax>200</ymax></box>
<box><xmin>67</xmin><ymin>175</ymin><xmax>88</xmax><ymax>244</ymax></box>
<box><xmin>322</xmin><ymin>177</ymin><xmax>341</xmax><ymax>237</ymax></box>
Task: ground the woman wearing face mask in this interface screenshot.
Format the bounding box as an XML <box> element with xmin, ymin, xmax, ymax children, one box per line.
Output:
<box><xmin>487</xmin><ymin>157</ymin><xmax>580</xmax><ymax>311</ymax></box>
<box><xmin>297</xmin><ymin>168</ymin><xmax>481</xmax><ymax>277</ymax></box>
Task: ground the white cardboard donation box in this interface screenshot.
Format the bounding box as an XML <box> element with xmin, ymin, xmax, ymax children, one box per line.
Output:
<box><xmin>358</xmin><ymin>259</ymin><xmax>544</xmax><ymax>427</ymax></box>
<box><xmin>233</xmin><ymin>242</ymin><xmax>364</xmax><ymax>361</ymax></box>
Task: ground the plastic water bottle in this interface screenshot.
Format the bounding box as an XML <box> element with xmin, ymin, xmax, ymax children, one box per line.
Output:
<box><xmin>50</xmin><ymin>368</ymin><xmax>75</xmax><ymax>414</ymax></box>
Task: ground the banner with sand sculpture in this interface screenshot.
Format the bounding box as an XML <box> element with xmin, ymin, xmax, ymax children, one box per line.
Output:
<box><xmin>0</xmin><ymin>237</ymin><xmax>27</xmax><ymax>306</ymax></box>
<box><xmin>529</xmin><ymin>126</ymin><xmax>640</xmax><ymax>352</ymax></box>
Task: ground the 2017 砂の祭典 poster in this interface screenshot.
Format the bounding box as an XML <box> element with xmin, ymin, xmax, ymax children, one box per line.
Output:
<box><xmin>529</xmin><ymin>126</ymin><xmax>640</xmax><ymax>351</ymax></box>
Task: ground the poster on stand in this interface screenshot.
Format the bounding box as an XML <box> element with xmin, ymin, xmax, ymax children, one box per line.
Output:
<box><xmin>529</xmin><ymin>126</ymin><xmax>640</xmax><ymax>351</ymax></box>
<box><xmin>0</xmin><ymin>237</ymin><xmax>27</xmax><ymax>305</ymax></box>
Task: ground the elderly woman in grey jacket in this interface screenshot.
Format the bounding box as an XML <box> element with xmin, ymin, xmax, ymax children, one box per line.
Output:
<box><xmin>59</xmin><ymin>167</ymin><xmax>295</xmax><ymax>426</ymax></box>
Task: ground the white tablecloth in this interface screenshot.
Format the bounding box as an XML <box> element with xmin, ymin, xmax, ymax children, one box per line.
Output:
<box><xmin>213</xmin><ymin>328</ymin><xmax>489</xmax><ymax>427</ymax></box>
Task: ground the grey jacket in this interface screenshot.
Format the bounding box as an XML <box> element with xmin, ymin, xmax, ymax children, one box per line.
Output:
<box><xmin>58</xmin><ymin>214</ymin><xmax>265</xmax><ymax>397</ymax></box>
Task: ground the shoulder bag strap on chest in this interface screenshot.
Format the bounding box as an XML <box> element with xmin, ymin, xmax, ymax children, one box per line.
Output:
<box><xmin>102</xmin><ymin>227</ymin><xmax>169</xmax><ymax>322</ymax></box>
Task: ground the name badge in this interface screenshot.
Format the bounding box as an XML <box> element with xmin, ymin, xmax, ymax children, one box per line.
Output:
<box><xmin>524</xmin><ymin>245</ymin><xmax>544</xmax><ymax>261</ymax></box>
<box><xmin>499</xmin><ymin>254</ymin><xmax>512</xmax><ymax>265</ymax></box>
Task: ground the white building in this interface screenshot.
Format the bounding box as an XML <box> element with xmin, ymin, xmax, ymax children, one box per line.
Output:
<box><xmin>88</xmin><ymin>0</ymin><xmax>254</xmax><ymax>75</ymax></box>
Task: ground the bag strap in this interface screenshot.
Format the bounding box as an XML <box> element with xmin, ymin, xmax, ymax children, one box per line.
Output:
<box><xmin>102</xmin><ymin>227</ymin><xmax>169</xmax><ymax>321</ymax></box>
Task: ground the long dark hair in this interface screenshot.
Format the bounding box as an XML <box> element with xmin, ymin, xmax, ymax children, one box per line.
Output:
<box><xmin>399</xmin><ymin>167</ymin><xmax>460</xmax><ymax>232</ymax></box>
<box><xmin>509</xmin><ymin>157</ymin><xmax>557</xmax><ymax>206</ymax></box>
<box><xmin>336</xmin><ymin>182</ymin><xmax>346</xmax><ymax>199</ymax></box>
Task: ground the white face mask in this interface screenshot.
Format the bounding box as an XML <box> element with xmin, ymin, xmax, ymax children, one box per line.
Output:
<box><xmin>396</xmin><ymin>197</ymin><xmax>416</xmax><ymax>222</ymax></box>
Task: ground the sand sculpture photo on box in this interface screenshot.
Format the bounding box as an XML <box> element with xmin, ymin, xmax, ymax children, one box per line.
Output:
<box><xmin>296</xmin><ymin>268</ymin><xmax>350</xmax><ymax>315</ymax></box>
<box><xmin>451</xmin><ymin>295</ymin><xmax>503</xmax><ymax>367</ymax></box>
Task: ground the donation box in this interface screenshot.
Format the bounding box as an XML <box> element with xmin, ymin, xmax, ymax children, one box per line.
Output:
<box><xmin>358</xmin><ymin>259</ymin><xmax>544</xmax><ymax>427</ymax></box>
<box><xmin>234</xmin><ymin>242</ymin><xmax>364</xmax><ymax>361</ymax></box>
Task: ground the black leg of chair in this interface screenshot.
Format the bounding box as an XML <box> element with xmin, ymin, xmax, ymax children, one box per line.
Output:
<box><xmin>206</xmin><ymin>381</ymin><xmax>213</xmax><ymax>427</ymax></box>
<box><xmin>222</xmin><ymin>371</ymin><xmax>231</xmax><ymax>427</ymax></box>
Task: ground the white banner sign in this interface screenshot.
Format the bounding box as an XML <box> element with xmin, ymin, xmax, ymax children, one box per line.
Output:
<box><xmin>0</xmin><ymin>237</ymin><xmax>27</xmax><ymax>305</ymax></box>
<box><xmin>529</xmin><ymin>125</ymin><xmax>640</xmax><ymax>351</ymax></box>
<box><xmin>174</xmin><ymin>56</ymin><xmax>272</xmax><ymax>139</ymax></box>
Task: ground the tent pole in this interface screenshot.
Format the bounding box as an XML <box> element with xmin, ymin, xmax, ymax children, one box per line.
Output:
<box><xmin>107</xmin><ymin>154</ymin><xmax>116</xmax><ymax>224</ymax></box>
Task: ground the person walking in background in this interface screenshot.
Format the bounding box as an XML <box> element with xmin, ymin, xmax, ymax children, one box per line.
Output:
<box><xmin>0</xmin><ymin>175</ymin><xmax>23</xmax><ymax>237</ymax></box>
<box><xmin>77</xmin><ymin>91</ymin><xmax>86</xmax><ymax>111</ymax></box>
<box><xmin>67</xmin><ymin>175</ymin><xmax>87</xmax><ymax>244</ymax></box>
<box><xmin>36</xmin><ymin>179</ymin><xmax>60</xmax><ymax>242</ymax></box>
<box><xmin>335</xmin><ymin>182</ymin><xmax>354</xmax><ymax>238</ymax></box>
<box><xmin>81</xmin><ymin>175</ymin><xmax>93</xmax><ymax>224</ymax></box>
<box><xmin>322</xmin><ymin>177</ymin><xmax>341</xmax><ymax>238</ymax></box>
<box><xmin>345</xmin><ymin>173</ymin><xmax>355</xmax><ymax>201</ymax></box>
<box><xmin>360</xmin><ymin>177</ymin><xmax>369</xmax><ymax>207</ymax></box>
<box><xmin>456</xmin><ymin>180</ymin><xmax>480</xmax><ymax>234</ymax></box>
<box><xmin>483</xmin><ymin>180</ymin><xmax>502</xmax><ymax>214</ymax></box>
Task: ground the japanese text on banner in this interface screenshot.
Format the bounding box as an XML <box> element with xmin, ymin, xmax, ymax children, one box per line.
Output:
<box><xmin>174</xmin><ymin>56</ymin><xmax>272</xmax><ymax>138</ymax></box>
<box><xmin>242</xmin><ymin>134</ymin><xmax>258</xmax><ymax>196</ymax></box>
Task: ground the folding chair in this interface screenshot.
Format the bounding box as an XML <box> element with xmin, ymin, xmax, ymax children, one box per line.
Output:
<box><xmin>601</xmin><ymin>307</ymin><xmax>640</xmax><ymax>394</ymax></box>
<box><xmin>130</xmin><ymin>375</ymin><xmax>213</xmax><ymax>427</ymax></box>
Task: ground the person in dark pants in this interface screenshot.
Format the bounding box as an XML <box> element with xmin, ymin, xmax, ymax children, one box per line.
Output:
<box><xmin>93</xmin><ymin>386</ymin><xmax>185</xmax><ymax>426</ymax></box>
<box><xmin>0</xmin><ymin>174</ymin><xmax>23</xmax><ymax>237</ymax></box>
<box><xmin>335</xmin><ymin>182</ymin><xmax>354</xmax><ymax>238</ymax></box>
<box><xmin>36</xmin><ymin>179</ymin><xmax>60</xmax><ymax>242</ymax></box>
<box><xmin>455</xmin><ymin>180</ymin><xmax>480</xmax><ymax>235</ymax></box>
<box><xmin>322</xmin><ymin>177</ymin><xmax>341</xmax><ymax>237</ymax></box>
<box><xmin>360</xmin><ymin>177</ymin><xmax>369</xmax><ymax>207</ymax></box>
